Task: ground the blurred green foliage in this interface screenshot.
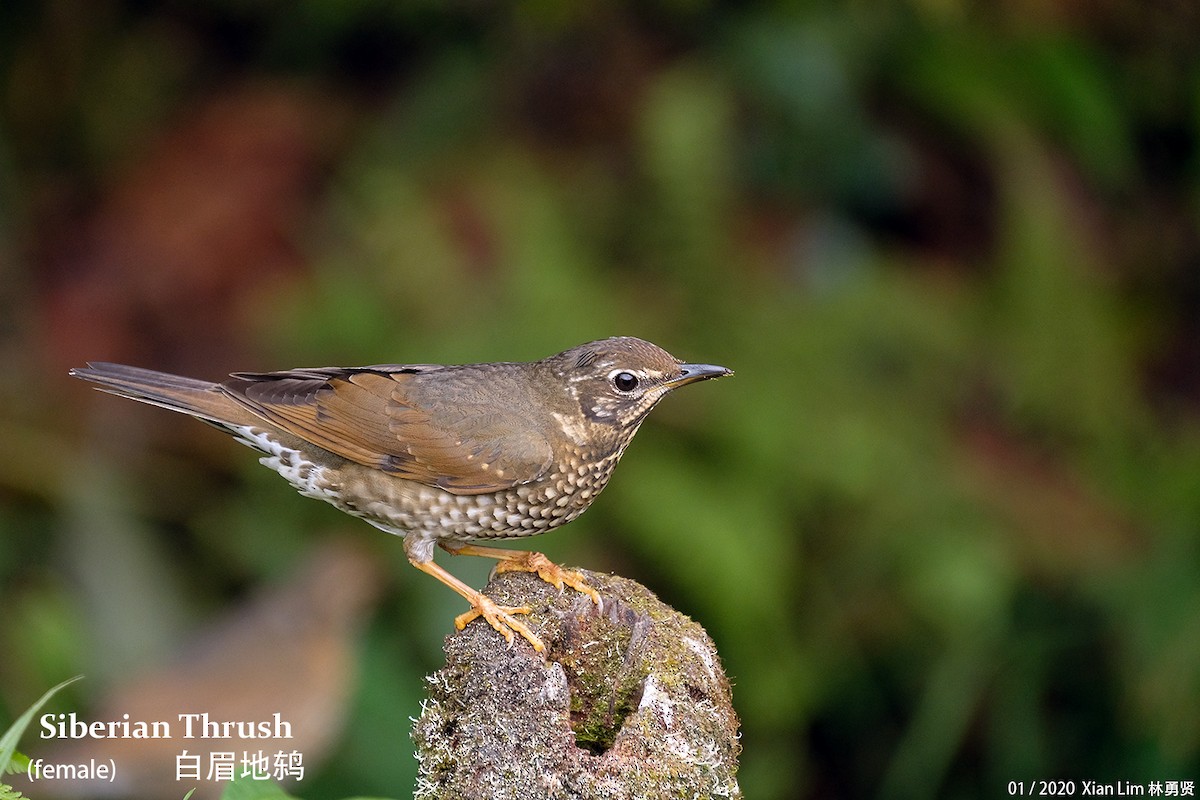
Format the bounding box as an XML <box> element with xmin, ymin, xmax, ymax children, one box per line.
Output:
<box><xmin>2</xmin><ymin>2</ymin><xmax>1200</xmax><ymax>799</ymax></box>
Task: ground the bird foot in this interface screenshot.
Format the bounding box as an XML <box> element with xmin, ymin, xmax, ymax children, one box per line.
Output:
<box><xmin>454</xmin><ymin>595</ymin><xmax>543</xmax><ymax>652</ymax></box>
<box><xmin>439</xmin><ymin>542</ymin><xmax>604</xmax><ymax>607</ymax></box>
<box><xmin>493</xmin><ymin>551</ymin><xmax>602</xmax><ymax>606</ymax></box>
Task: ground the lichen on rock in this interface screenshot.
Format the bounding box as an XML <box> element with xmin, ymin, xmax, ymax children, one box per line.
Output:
<box><xmin>412</xmin><ymin>569</ymin><xmax>742</xmax><ymax>799</ymax></box>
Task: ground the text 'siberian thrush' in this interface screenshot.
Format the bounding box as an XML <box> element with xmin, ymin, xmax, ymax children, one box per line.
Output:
<box><xmin>71</xmin><ymin>337</ymin><xmax>731</xmax><ymax>652</ymax></box>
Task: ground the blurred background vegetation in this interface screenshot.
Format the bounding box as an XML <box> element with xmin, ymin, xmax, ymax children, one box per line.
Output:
<box><xmin>2</xmin><ymin>1</ymin><xmax>1199</xmax><ymax>798</ymax></box>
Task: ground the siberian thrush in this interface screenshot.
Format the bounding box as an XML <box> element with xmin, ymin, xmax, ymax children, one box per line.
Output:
<box><xmin>71</xmin><ymin>337</ymin><xmax>730</xmax><ymax>652</ymax></box>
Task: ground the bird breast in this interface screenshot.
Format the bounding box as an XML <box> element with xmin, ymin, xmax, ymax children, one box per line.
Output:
<box><xmin>324</xmin><ymin>447</ymin><xmax>624</xmax><ymax>541</ymax></box>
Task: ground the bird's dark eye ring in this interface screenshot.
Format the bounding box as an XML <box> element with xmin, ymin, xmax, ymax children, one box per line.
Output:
<box><xmin>613</xmin><ymin>371</ymin><xmax>639</xmax><ymax>392</ymax></box>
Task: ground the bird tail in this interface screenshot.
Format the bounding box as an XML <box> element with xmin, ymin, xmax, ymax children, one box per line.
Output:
<box><xmin>70</xmin><ymin>362</ymin><xmax>259</xmax><ymax>428</ymax></box>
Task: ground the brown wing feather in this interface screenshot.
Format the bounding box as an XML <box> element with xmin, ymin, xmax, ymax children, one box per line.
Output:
<box><xmin>221</xmin><ymin>368</ymin><xmax>553</xmax><ymax>495</ymax></box>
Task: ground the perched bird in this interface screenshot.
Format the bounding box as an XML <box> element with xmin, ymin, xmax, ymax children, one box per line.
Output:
<box><xmin>70</xmin><ymin>337</ymin><xmax>731</xmax><ymax>652</ymax></box>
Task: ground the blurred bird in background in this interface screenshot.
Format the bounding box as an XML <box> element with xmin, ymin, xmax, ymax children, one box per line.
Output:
<box><xmin>32</xmin><ymin>542</ymin><xmax>382</xmax><ymax>800</ymax></box>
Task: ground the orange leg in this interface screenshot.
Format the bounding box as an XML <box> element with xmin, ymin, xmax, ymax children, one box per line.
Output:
<box><xmin>408</xmin><ymin>557</ymin><xmax>544</xmax><ymax>652</ymax></box>
<box><xmin>439</xmin><ymin>542</ymin><xmax>602</xmax><ymax>606</ymax></box>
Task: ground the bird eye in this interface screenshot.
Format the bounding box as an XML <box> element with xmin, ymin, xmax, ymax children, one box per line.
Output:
<box><xmin>612</xmin><ymin>371</ymin><xmax>640</xmax><ymax>392</ymax></box>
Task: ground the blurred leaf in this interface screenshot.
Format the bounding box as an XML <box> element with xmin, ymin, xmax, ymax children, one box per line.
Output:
<box><xmin>990</xmin><ymin>143</ymin><xmax>1140</xmax><ymax>445</ymax></box>
<box><xmin>0</xmin><ymin>675</ymin><xmax>83</xmax><ymax>777</ymax></box>
<box><xmin>219</xmin><ymin>775</ymin><xmax>300</xmax><ymax>800</ymax></box>
<box><xmin>901</xmin><ymin>31</ymin><xmax>1132</xmax><ymax>186</ymax></box>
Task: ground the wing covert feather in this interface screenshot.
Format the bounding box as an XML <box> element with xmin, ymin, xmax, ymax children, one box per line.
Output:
<box><xmin>221</xmin><ymin>368</ymin><xmax>553</xmax><ymax>495</ymax></box>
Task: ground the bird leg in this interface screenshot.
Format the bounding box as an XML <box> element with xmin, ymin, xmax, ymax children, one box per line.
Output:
<box><xmin>408</xmin><ymin>557</ymin><xmax>544</xmax><ymax>652</ymax></box>
<box><xmin>439</xmin><ymin>542</ymin><xmax>602</xmax><ymax>606</ymax></box>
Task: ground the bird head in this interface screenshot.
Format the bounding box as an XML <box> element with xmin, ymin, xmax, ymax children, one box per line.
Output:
<box><xmin>546</xmin><ymin>337</ymin><xmax>731</xmax><ymax>438</ymax></box>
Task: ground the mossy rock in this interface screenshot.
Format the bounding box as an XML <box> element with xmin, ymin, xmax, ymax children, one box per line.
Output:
<box><xmin>412</xmin><ymin>569</ymin><xmax>742</xmax><ymax>799</ymax></box>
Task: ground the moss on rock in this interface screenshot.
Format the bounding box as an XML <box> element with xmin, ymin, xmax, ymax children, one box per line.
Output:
<box><xmin>412</xmin><ymin>569</ymin><xmax>742</xmax><ymax>799</ymax></box>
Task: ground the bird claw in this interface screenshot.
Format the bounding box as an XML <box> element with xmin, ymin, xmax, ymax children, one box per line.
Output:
<box><xmin>493</xmin><ymin>551</ymin><xmax>602</xmax><ymax>606</ymax></box>
<box><xmin>455</xmin><ymin>595</ymin><xmax>543</xmax><ymax>652</ymax></box>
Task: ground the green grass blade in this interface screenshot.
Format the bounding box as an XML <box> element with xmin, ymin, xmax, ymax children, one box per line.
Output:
<box><xmin>0</xmin><ymin>676</ymin><xmax>84</xmax><ymax>776</ymax></box>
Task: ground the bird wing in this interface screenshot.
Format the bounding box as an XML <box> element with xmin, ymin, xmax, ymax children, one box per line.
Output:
<box><xmin>221</xmin><ymin>367</ymin><xmax>554</xmax><ymax>495</ymax></box>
